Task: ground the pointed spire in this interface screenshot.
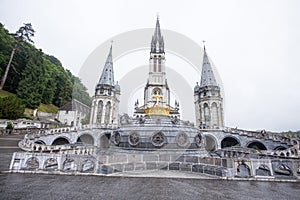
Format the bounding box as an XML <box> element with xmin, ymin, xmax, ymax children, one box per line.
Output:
<box><xmin>200</xmin><ymin>43</ymin><xmax>218</xmax><ymax>88</ymax></box>
<box><xmin>151</xmin><ymin>16</ymin><xmax>164</xmax><ymax>53</ymax></box>
<box><xmin>154</xmin><ymin>15</ymin><xmax>162</xmax><ymax>39</ymax></box>
<box><xmin>98</xmin><ymin>44</ymin><xmax>114</xmax><ymax>86</ymax></box>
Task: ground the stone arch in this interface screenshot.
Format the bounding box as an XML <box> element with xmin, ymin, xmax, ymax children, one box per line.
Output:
<box><xmin>25</xmin><ymin>157</ymin><xmax>39</xmax><ymax>169</ymax></box>
<box><xmin>246</xmin><ymin>141</ymin><xmax>267</xmax><ymax>150</ymax></box>
<box><xmin>63</xmin><ymin>159</ymin><xmax>77</xmax><ymax>172</ymax></box>
<box><xmin>52</xmin><ymin>137</ymin><xmax>70</xmax><ymax>145</ymax></box>
<box><xmin>274</xmin><ymin>163</ymin><xmax>292</xmax><ymax>176</ymax></box>
<box><xmin>81</xmin><ymin>160</ymin><xmax>95</xmax><ymax>173</ymax></box>
<box><xmin>205</xmin><ymin>134</ymin><xmax>217</xmax><ymax>151</ymax></box>
<box><xmin>211</xmin><ymin>102</ymin><xmax>219</xmax><ymax>127</ymax></box>
<box><xmin>152</xmin><ymin>87</ymin><xmax>162</xmax><ymax>95</ymax></box>
<box><xmin>77</xmin><ymin>133</ymin><xmax>94</xmax><ymax>146</ymax></box>
<box><xmin>99</xmin><ymin>133</ymin><xmax>110</xmax><ymax>148</ymax></box>
<box><xmin>104</xmin><ymin>101</ymin><xmax>111</xmax><ymax>124</ymax></box>
<box><xmin>274</xmin><ymin>146</ymin><xmax>287</xmax><ymax>150</ymax></box>
<box><xmin>44</xmin><ymin>158</ymin><xmax>58</xmax><ymax>170</ymax></box>
<box><xmin>221</xmin><ymin>136</ymin><xmax>241</xmax><ymax>148</ymax></box>
<box><xmin>237</xmin><ymin>163</ymin><xmax>251</xmax><ymax>178</ymax></box>
<box><xmin>97</xmin><ymin>100</ymin><xmax>103</xmax><ymax>124</ymax></box>
<box><xmin>256</xmin><ymin>164</ymin><xmax>271</xmax><ymax>176</ymax></box>
<box><xmin>34</xmin><ymin>140</ymin><xmax>46</xmax><ymax>145</ymax></box>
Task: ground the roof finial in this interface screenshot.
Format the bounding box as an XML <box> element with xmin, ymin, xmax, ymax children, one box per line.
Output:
<box><xmin>202</xmin><ymin>40</ymin><xmax>206</xmax><ymax>51</ymax></box>
<box><xmin>109</xmin><ymin>40</ymin><xmax>113</xmax><ymax>54</ymax></box>
<box><xmin>157</xmin><ymin>12</ymin><xmax>159</xmax><ymax>20</ymax></box>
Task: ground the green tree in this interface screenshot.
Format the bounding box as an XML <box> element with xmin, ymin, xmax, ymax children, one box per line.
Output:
<box><xmin>41</xmin><ymin>58</ymin><xmax>56</xmax><ymax>104</ymax></box>
<box><xmin>44</xmin><ymin>54</ymin><xmax>62</xmax><ymax>66</ymax></box>
<box><xmin>0</xmin><ymin>23</ymin><xmax>34</xmax><ymax>90</ymax></box>
<box><xmin>81</xmin><ymin>113</ymin><xmax>91</xmax><ymax>125</ymax></box>
<box><xmin>16</xmin><ymin>50</ymin><xmax>46</xmax><ymax>109</ymax></box>
<box><xmin>0</xmin><ymin>23</ymin><xmax>92</xmax><ymax>109</ymax></box>
<box><xmin>66</xmin><ymin>69</ymin><xmax>92</xmax><ymax>106</ymax></box>
<box><xmin>52</xmin><ymin>67</ymin><xmax>73</xmax><ymax>107</ymax></box>
<box><xmin>0</xmin><ymin>95</ymin><xmax>25</xmax><ymax>119</ymax></box>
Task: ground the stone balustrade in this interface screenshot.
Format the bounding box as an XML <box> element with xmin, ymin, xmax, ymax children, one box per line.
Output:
<box><xmin>216</xmin><ymin>141</ymin><xmax>300</xmax><ymax>159</ymax></box>
<box><xmin>223</xmin><ymin>127</ymin><xmax>298</xmax><ymax>146</ymax></box>
<box><xmin>19</xmin><ymin>133</ymin><xmax>96</xmax><ymax>156</ymax></box>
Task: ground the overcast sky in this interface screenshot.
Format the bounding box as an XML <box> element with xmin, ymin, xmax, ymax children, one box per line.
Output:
<box><xmin>1</xmin><ymin>0</ymin><xmax>299</xmax><ymax>132</ymax></box>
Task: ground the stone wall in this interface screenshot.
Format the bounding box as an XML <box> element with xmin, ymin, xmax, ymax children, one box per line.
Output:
<box><xmin>10</xmin><ymin>151</ymin><xmax>300</xmax><ymax>180</ymax></box>
<box><xmin>9</xmin><ymin>152</ymin><xmax>232</xmax><ymax>178</ymax></box>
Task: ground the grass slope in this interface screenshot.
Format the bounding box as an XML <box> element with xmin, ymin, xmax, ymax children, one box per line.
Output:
<box><xmin>38</xmin><ymin>103</ymin><xmax>58</xmax><ymax>113</ymax></box>
<box><xmin>0</xmin><ymin>90</ymin><xmax>14</xmax><ymax>98</ymax></box>
<box><xmin>0</xmin><ymin>90</ymin><xmax>58</xmax><ymax>114</ymax></box>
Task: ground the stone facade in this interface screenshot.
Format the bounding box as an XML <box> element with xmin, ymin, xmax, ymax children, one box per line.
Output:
<box><xmin>57</xmin><ymin>99</ymin><xmax>90</xmax><ymax>129</ymax></box>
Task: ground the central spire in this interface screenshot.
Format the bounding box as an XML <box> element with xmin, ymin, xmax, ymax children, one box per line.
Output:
<box><xmin>133</xmin><ymin>16</ymin><xmax>180</xmax><ymax>119</ymax></box>
<box><xmin>151</xmin><ymin>16</ymin><xmax>164</xmax><ymax>53</ymax></box>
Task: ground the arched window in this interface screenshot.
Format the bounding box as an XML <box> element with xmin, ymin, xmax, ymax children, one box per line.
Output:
<box><xmin>152</xmin><ymin>88</ymin><xmax>162</xmax><ymax>95</ymax></box>
<box><xmin>204</xmin><ymin>103</ymin><xmax>210</xmax><ymax>123</ymax></box>
<box><xmin>97</xmin><ymin>101</ymin><xmax>103</xmax><ymax>124</ymax></box>
<box><xmin>211</xmin><ymin>102</ymin><xmax>219</xmax><ymax>127</ymax></box>
<box><xmin>104</xmin><ymin>101</ymin><xmax>111</xmax><ymax>124</ymax></box>
<box><xmin>237</xmin><ymin>163</ymin><xmax>251</xmax><ymax>178</ymax></box>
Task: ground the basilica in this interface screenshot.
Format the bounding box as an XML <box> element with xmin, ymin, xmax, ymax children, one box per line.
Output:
<box><xmin>9</xmin><ymin>17</ymin><xmax>300</xmax><ymax>180</ymax></box>
<box><xmin>89</xmin><ymin>17</ymin><xmax>223</xmax><ymax>130</ymax></box>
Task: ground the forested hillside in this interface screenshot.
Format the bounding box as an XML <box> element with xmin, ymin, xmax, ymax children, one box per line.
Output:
<box><xmin>0</xmin><ymin>23</ymin><xmax>91</xmax><ymax>113</ymax></box>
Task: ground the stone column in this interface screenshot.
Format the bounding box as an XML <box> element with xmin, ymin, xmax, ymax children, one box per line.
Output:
<box><xmin>101</xmin><ymin>100</ymin><xmax>106</xmax><ymax>127</ymax></box>
<box><xmin>93</xmin><ymin>101</ymin><xmax>98</xmax><ymax>125</ymax></box>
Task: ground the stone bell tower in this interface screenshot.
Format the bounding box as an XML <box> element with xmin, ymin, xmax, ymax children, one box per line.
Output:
<box><xmin>144</xmin><ymin>16</ymin><xmax>170</xmax><ymax>109</ymax></box>
<box><xmin>194</xmin><ymin>45</ymin><xmax>224</xmax><ymax>129</ymax></box>
<box><xmin>134</xmin><ymin>16</ymin><xmax>180</xmax><ymax>118</ymax></box>
<box><xmin>90</xmin><ymin>45</ymin><xmax>121</xmax><ymax>128</ymax></box>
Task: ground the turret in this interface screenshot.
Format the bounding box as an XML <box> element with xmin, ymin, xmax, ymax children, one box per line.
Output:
<box><xmin>194</xmin><ymin>44</ymin><xmax>224</xmax><ymax>129</ymax></box>
<box><xmin>90</xmin><ymin>45</ymin><xmax>120</xmax><ymax>128</ymax></box>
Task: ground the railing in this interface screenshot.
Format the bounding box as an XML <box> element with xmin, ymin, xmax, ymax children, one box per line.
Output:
<box><xmin>223</xmin><ymin>127</ymin><xmax>298</xmax><ymax>146</ymax></box>
<box><xmin>215</xmin><ymin>141</ymin><xmax>300</xmax><ymax>159</ymax></box>
<box><xmin>19</xmin><ymin>136</ymin><xmax>96</xmax><ymax>155</ymax></box>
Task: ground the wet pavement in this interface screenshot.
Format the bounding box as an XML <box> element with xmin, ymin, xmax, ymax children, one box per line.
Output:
<box><xmin>0</xmin><ymin>173</ymin><xmax>300</xmax><ymax>200</ymax></box>
<box><xmin>1</xmin><ymin>134</ymin><xmax>300</xmax><ymax>200</ymax></box>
